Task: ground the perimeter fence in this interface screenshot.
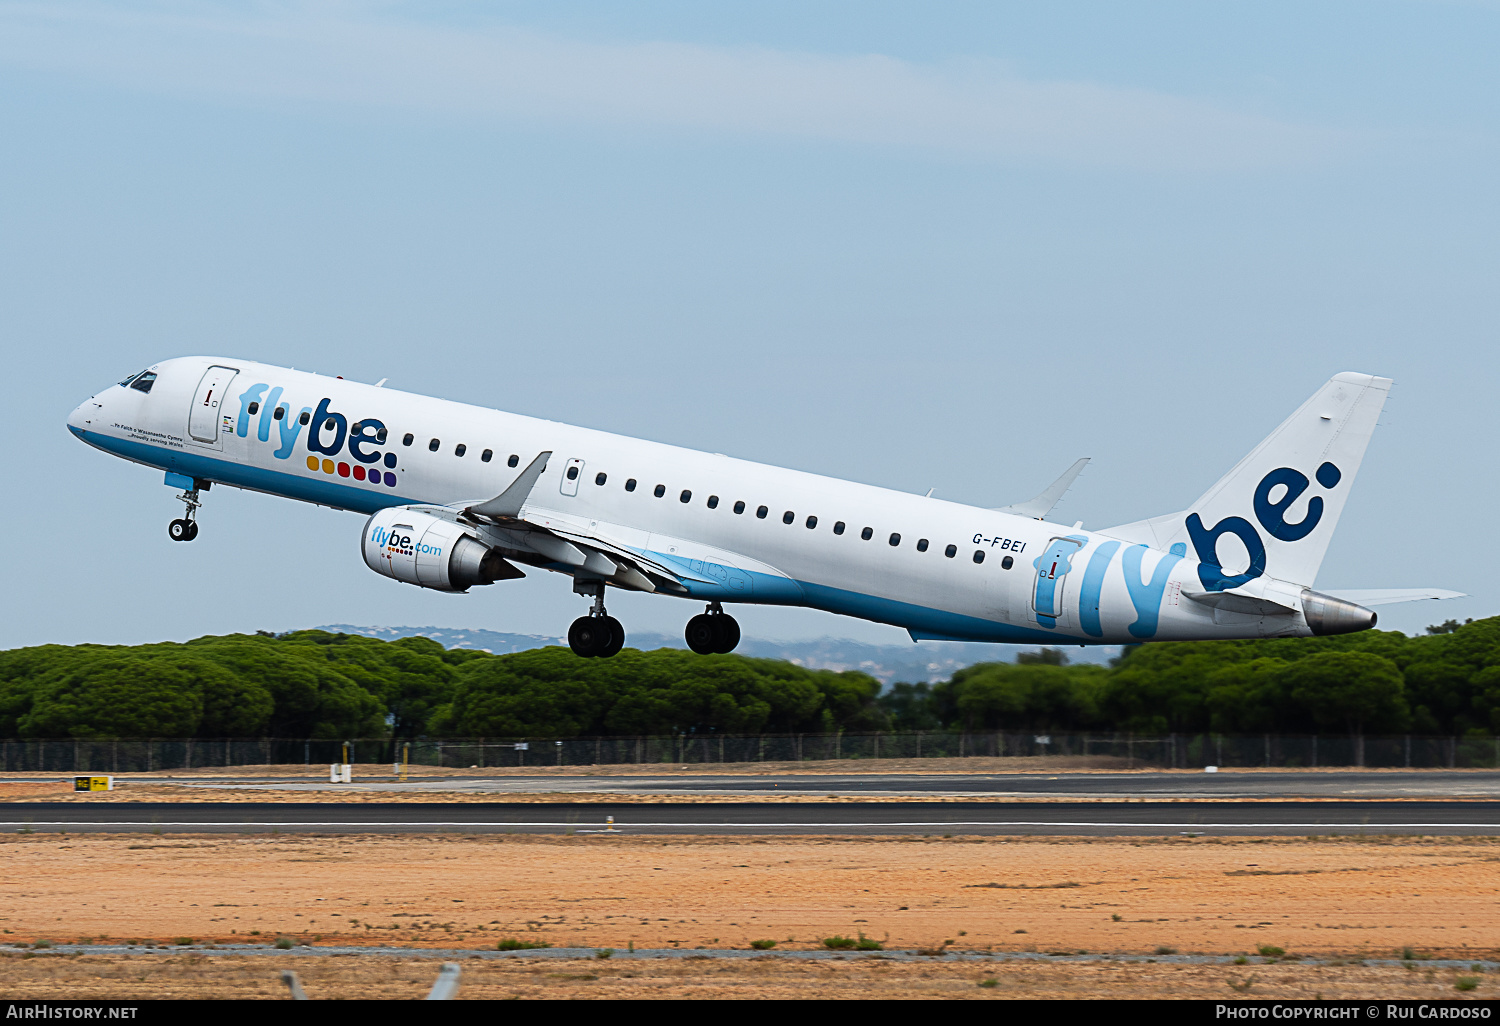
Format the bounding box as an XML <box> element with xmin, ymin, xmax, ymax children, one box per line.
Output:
<box><xmin>3</xmin><ymin>732</ymin><xmax>1499</xmax><ymax>773</ymax></box>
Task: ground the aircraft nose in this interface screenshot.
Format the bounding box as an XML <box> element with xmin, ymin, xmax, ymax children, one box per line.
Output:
<box><xmin>67</xmin><ymin>398</ymin><xmax>97</xmax><ymax>437</ymax></box>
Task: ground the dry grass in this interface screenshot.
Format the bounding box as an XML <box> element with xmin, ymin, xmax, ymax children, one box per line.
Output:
<box><xmin>0</xmin><ymin>833</ymin><xmax>1497</xmax><ymax>959</ymax></box>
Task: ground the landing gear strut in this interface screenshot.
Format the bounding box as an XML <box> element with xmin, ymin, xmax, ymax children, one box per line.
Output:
<box><xmin>568</xmin><ymin>579</ymin><xmax>624</xmax><ymax>658</ymax></box>
<box><xmin>167</xmin><ymin>481</ymin><xmax>206</xmax><ymax>542</ymax></box>
<box><xmin>686</xmin><ymin>602</ymin><xmax>740</xmax><ymax>655</ymax></box>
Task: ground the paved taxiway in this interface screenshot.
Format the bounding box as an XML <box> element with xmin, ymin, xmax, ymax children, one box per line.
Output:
<box><xmin>5</xmin><ymin>800</ymin><xmax>1499</xmax><ymax>835</ymax></box>
<box><xmin>167</xmin><ymin>769</ymin><xmax>1500</xmax><ymax>800</ymax></box>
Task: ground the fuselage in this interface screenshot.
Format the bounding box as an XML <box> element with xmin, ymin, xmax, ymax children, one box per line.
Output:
<box><xmin>68</xmin><ymin>356</ymin><xmax>1324</xmax><ymax>645</ymax></box>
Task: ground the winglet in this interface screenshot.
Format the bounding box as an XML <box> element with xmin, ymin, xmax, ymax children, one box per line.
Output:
<box><xmin>995</xmin><ymin>458</ymin><xmax>1090</xmax><ymax>520</ymax></box>
<box><xmin>466</xmin><ymin>451</ymin><xmax>551</xmax><ymax>521</ymax></box>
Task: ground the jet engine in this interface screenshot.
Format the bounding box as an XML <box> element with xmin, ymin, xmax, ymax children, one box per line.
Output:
<box><xmin>1300</xmin><ymin>589</ymin><xmax>1378</xmax><ymax>636</ymax></box>
<box><xmin>361</xmin><ymin>507</ymin><xmax>522</xmax><ymax>592</ymax></box>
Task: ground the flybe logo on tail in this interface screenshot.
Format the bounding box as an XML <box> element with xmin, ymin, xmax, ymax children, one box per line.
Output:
<box><xmin>235</xmin><ymin>386</ymin><xmax>400</xmax><ymax>488</ymax></box>
<box><xmin>1187</xmin><ymin>462</ymin><xmax>1342</xmax><ymax>592</ymax></box>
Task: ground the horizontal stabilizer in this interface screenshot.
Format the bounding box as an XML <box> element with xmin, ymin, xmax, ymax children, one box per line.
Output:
<box><xmin>1321</xmin><ymin>588</ymin><xmax>1466</xmax><ymax>607</ymax></box>
<box><xmin>995</xmin><ymin>458</ymin><xmax>1090</xmax><ymax>520</ymax></box>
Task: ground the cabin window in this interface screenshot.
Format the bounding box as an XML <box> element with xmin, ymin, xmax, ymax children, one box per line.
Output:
<box><xmin>654</xmin><ymin>484</ymin><xmax>666</xmax><ymax>498</ymax></box>
<box><xmin>376</xmin><ymin>428</ymin><xmax>388</xmax><ymax>443</ymax></box>
<box><xmin>806</xmin><ymin>516</ymin><xmax>818</xmax><ymax>529</ymax></box>
<box><xmin>782</xmin><ymin>511</ymin><xmax>794</xmax><ymax>525</ymax></box>
<box><xmin>508</xmin><ymin>454</ymin><xmax>519</xmax><ymax>467</ymax></box>
<box><xmin>326</xmin><ymin>419</ymin><xmax>338</xmax><ymax>432</ymax></box>
<box><xmin>707</xmin><ymin>495</ymin><xmax>719</xmax><ymax>509</ymax></box>
<box><xmin>455</xmin><ymin>444</ymin><xmax>467</xmax><ymax>457</ymax></box>
<box><xmin>860</xmin><ymin>527</ymin><xmax>873</xmax><ymax>541</ymax></box>
<box><xmin>428</xmin><ymin>438</ymin><xmax>440</xmax><ymax>452</ymax></box>
<box><xmin>351</xmin><ymin>421</ymin><xmax>361</xmax><ymax>432</ymax></box>
<box><xmin>625</xmin><ymin>478</ymin><xmax>637</xmax><ymax>492</ymax></box>
<box><xmin>756</xmin><ymin>505</ymin><xmax>768</xmax><ymax>519</ymax></box>
<box><xmin>301</xmin><ymin>412</ymin><xmax>312</xmax><ymax>426</ymax></box>
<box><xmin>733</xmin><ymin>501</ymin><xmax>746</xmax><ymax>514</ymax></box>
<box><xmin>945</xmin><ymin>544</ymin><xmax>957</xmax><ymax>558</ymax></box>
<box><xmin>680</xmin><ymin>489</ymin><xmax>692</xmax><ymax>503</ymax></box>
<box><xmin>973</xmin><ymin>550</ymin><xmax>986</xmax><ymax>564</ymax></box>
<box><xmin>481</xmin><ymin>449</ymin><xmax>492</xmax><ymax>462</ymax></box>
<box><xmin>916</xmin><ymin>538</ymin><xmax>929</xmax><ymax>552</ymax></box>
<box><xmin>567</xmin><ymin>466</ymin><xmax>579</xmax><ymax>481</ymax></box>
<box><xmin>128</xmin><ymin>372</ymin><xmax>157</xmax><ymax>394</ymax></box>
<box><xmin>401</xmin><ymin>432</ymin><xmax>412</xmax><ymax>445</ymax></box>
<box><xmin>889</xmin><ymin>533</ymin><xmax>901</xmax><ymax>547</ymax></box>
<box><xmin>248</xmin><ymin>402</ymin><xmax>260</xmax><ymax>415</ymax></box>
<box><xmin>1002</xmin><ymin>555</ymin><xmax>1014</xmax><ymax>570</ymax></box>
<box><xmin>273</xmin><ymin>406</ymin><xmax>285</xmax><ymax>421</ymax></box>
<box><xmin>833</xmin><ymin>521</ymin><xmax>845</xmax><ymax>535</ymax></box>
<box><xmin>595</xmin><ymin>472</ymin><xmax>607</xmax><ymax>486</ymax></box>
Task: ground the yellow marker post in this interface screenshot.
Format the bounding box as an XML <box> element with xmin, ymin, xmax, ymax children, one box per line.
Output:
<box><xmin>401</xmin><ymin>742</ymin><xmax>410</xmax><ymax>783</ymax></box>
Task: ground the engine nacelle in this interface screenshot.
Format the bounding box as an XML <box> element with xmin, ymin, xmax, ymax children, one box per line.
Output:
<box><xmin>362</xmin><ymin>508</ymin><xmax>513</xmax><ymax>592</ymax></box>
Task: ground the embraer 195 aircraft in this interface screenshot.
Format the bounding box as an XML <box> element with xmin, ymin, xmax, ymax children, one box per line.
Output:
<box><xmin>68</xmin><ymin>358</ymin><xmax>1459</xmax><ymax>657</ymax></box>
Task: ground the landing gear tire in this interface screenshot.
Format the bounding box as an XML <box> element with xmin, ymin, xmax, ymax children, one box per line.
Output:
<box><xmin>168</xmin><ymin>519</ymin><xmax>192</xmax><ymax>542</ymax></box>
<box><xmin>686</xmin><ymin>612</ymin><xmax>740</xmax><ymax>655</ymax></box>
<box><xmin>685</xmin><ymin>613</ymin><xmax>717</xmax><ymax>654</ymax></box>
<box><xmin>598</xmin><ymin>615</ymin><xmax>625</xmax><ymax>657</ymax></box>
<box><xmin>713</xmin><ymin>613</ymin><xmax>740</xmax><ymax>654</ymax></box>
<box><xmin>184</xmin><ymin>521</ymin><xmax>199</xmax><ymax>541</ymax></box>
<box><xmin>569</xmin><ymin>615</ymin><xmax>624</xmax><ymax>658</ymax></box>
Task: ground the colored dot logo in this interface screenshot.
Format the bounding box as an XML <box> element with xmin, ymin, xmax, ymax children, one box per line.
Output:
<box><xmin>307</xmin><ymin>453</ymin><xmax>397</xmax><ymax>487</ymax></box>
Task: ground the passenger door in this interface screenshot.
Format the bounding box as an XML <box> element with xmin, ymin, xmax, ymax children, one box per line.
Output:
<box><xmin>188</xmin><ymin>365</ymin><xmax>238</xmax><ymax>445</ymax></box>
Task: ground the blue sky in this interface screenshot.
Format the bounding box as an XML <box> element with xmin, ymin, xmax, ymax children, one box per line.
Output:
<box><xmin>3</xmin><ymin>1</ymin><xmax>1496</xmax><ymax>648</ymax></box>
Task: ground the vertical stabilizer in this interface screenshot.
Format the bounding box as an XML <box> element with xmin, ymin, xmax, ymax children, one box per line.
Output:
<box><xmin>1103</xmin><ymin>372</ymin><xmax>1391</xmax><ymax>590</ymax></box>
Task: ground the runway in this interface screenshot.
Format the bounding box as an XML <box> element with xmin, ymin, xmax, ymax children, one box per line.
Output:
<box><xmin>6</xmin><ymin>799</ymin><xmax>1500</xmax><ymax>835</ymax></box>
<box><xmin>170</xmin><ymin>769</ymin><xmax>1500</xmax><ymax>800</ymax></box>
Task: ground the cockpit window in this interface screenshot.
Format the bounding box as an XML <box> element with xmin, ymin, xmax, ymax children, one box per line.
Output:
<box><xmin>129</xmin><ymin>372</ymin><xmax>157</xmax><ymax>394</ymax></box>
<box><xmin>118</xmin><ymin>371</ymin><xmax>142</xmax><ymax>386</ymax></box>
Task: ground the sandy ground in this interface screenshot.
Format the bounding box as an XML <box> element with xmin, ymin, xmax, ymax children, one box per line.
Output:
<box><xmin>0</xmin><ymin>952</ymin><xmax>1496</xmax><ymax>1000</ymax></box>
<box><xmin>2</xmin><ymin>833</ymin><xmax>1498</xmax><ymax>959</ymax></box>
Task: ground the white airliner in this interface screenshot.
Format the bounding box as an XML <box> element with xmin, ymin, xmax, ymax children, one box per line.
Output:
<box><xmin>68</xmin><ymin>358</ymin><xmax>1459</xmax><ymax>656</ymax></box>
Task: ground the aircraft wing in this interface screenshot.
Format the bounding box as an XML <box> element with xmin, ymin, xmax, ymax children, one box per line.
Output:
<box><xmin>454</xmin><ymin>456</ymin><xmax>689</xmax><ymax>594</ymax></box>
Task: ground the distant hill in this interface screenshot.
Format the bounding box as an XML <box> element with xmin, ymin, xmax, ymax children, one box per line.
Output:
<box><xmin>317</xmin><ymin>624</ymin><xmax>1121</xmax><ymax>684</ymax></box>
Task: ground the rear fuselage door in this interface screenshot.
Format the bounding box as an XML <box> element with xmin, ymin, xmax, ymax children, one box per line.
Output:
<box><xmin>1032</xmin><ymin>535</ymin><xmax>1085</xmax><ymax>628</ymax></box>
<box><xmin>188</xmin><ymin>365</ymin><xmax>238</xmax><ymax>444</ymax></box>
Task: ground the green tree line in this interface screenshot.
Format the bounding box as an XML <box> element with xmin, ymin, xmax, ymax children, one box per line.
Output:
<box><xmin>1</xmin><ymin>617</ymin><xmax>1497</xmax><ymax>740</ymax></box>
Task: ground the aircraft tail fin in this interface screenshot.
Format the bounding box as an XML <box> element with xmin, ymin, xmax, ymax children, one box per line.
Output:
<box><xmin>1103</xmin><ymin>372</ymin><xmax>1392</xmax><ymax>590</ymax></box>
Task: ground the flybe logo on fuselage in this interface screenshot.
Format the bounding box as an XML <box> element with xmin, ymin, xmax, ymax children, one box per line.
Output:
<box><xmin>234</xmin><ymin>385</ymin><xmax>400</xmax><ymax>488</ymax></box>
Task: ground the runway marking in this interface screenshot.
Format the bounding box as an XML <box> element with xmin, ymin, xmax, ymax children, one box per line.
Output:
<box><xmin>7</xmin><ymin>820</ymin><xmax>1500</xmax><ymax>829</ymax></box>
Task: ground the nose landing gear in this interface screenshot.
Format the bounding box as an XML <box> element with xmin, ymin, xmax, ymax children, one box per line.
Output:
<box><xmin>686</xmin><ymin>602</ymin><xmax>740</xmax><ymax>655</ymax></box>
<box><xmin>167</xmin><ymin>481</ymin><xmax>207</xmax><ymax>542</ymax></box>
<box><xmin>568</xmin><ymin>579</ymin><xmax>624</xmax><ymax>658</ymax></box>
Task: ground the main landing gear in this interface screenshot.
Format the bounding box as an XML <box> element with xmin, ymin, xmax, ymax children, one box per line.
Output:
<box><xmin>568</xmin><ymin>580</ymin><xmax>624</xmax><ymax>658</ymax></box>
<box><xmin>685</xmin><ymin>602</ymin><xmax>740</xmax><ymax>655</ymax></box>
<box><xmin>167</xmin><ymin>481</ymin><xmax>207</xmax><ymax>542</ymax></box>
